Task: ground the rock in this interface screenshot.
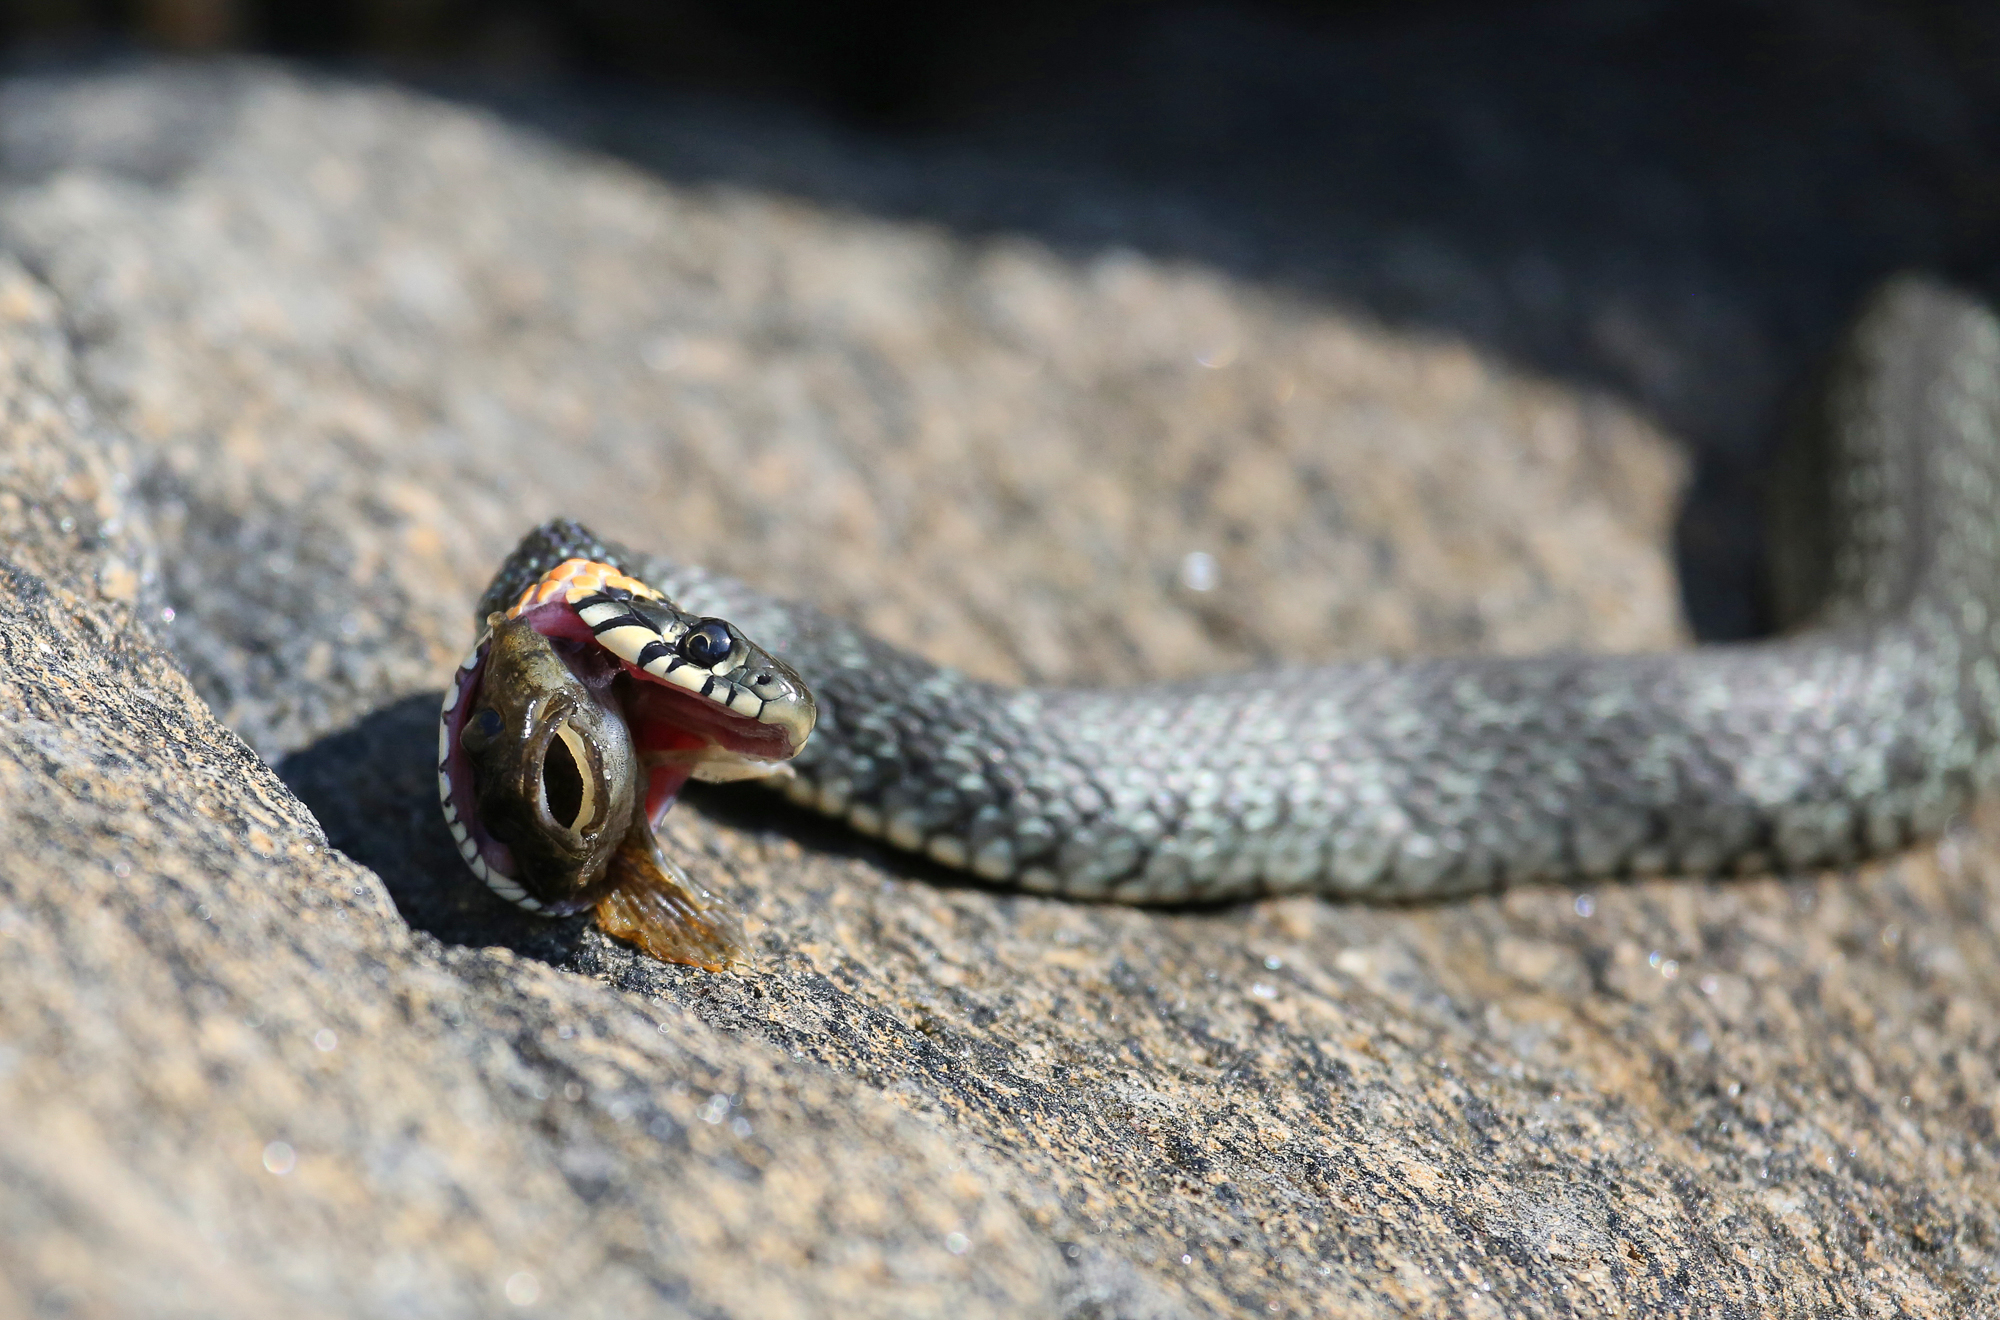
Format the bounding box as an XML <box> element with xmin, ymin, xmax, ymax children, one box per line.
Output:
<box><xmin>0</xmin><ymin>257</ymin><xmax>1058</xmax><ymax>1319</ymax></box>
<box><xmin>0</xmin><ymin>63</ymin><xmax>1686</xmax><ymax>761</ymax></box>
<box><xmin>0</xmin><ymin>59</ymin><xmax>1996</xmax><ymax>1318</ymax></box>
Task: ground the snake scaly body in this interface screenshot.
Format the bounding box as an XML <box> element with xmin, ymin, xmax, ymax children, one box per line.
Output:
<box><xmin>454</xmin><ymin>278</ymin><xmax>2000</xmax><ymax>919</ymax></box>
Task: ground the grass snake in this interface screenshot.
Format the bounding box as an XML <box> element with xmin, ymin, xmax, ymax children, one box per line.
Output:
<box><xmin>453</xmin><ymin>277</ymin><xmax>2000</xmax><ymax>925</ymax></box>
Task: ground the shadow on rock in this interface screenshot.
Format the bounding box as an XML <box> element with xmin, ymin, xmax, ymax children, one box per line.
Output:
<box><xmin>277</xmin><ymin>691</ymin><xmax>594</xmax><ymax>963</ymax></box>
<box><xmin>276</xmin><ymin>691</ymin><xmax>1006</xmax><ymax>978</ymax></box>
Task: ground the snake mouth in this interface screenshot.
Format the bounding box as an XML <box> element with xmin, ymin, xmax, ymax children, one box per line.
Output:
<box><xmin>438</xmin><ymin>557</ymin><xmax>815</xmax><ymax>914</ymax></box>
<box><xmin>439</xmin><ymin>638</ymin><xmax>539</xmax><ymax>904</ymax></box>
<box><xmin>511</xmin><ymin>597</ymin><xmax>802</xmax><ymax>819</ymax></box>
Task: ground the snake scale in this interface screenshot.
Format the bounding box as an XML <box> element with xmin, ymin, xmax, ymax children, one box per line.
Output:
<box><xmin>466</xmin><ymin>277</ymin><xmax>2000</xmax><ymax>909</ymax></box>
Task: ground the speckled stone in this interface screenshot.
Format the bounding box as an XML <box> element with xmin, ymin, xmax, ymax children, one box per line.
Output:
<box><xmin>0</xmin><ymin>258</ymin><xmax>1062</xmax><ymax>1319</ymax></box>
<box><xmin>0</xmin><ymin>59</ymin><xmax>1996</xmax><ymax>1320</ymax></box>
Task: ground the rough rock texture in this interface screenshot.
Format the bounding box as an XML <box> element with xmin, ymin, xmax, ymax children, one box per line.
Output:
<box><xmin>0</xmin><ymin>259</ymin><xmax>1058</xmax><ymax>1320</ymax></box>
<box><xmin>0</xmin><ymin>58</ymin><xmax>1996</xmax><ymax>1319</ymax></box>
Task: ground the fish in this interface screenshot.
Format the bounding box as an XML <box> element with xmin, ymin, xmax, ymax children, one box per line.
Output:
<box><xmin>437</xmin><ymin>558</ymin><xmax>816</xmax><ymax>970</ymax></box>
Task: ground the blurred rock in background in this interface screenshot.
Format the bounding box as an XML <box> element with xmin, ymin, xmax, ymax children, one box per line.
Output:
<box><xmin>11</xmin><ymin>0</ymin><xmax>2000</xmax><ymax>638</ymax></box>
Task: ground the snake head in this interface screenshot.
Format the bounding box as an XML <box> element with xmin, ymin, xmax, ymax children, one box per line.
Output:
<box><xmin>438</xmin><ymin>556</ymin><xmax>815</xmax><ymax>962</ymax></box>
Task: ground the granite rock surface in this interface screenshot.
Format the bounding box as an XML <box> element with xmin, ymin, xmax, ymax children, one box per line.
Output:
<box><xmin>0</xmin><ymin>60</ymin><xmax>1995</xmax><ymax>1319</ymax></box>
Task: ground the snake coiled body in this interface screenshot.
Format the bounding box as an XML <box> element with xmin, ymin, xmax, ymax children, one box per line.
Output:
<box><xmin>481</xmin><ymin>279</ymin><xmax>2000</xmax><ymax>904</ymax></box>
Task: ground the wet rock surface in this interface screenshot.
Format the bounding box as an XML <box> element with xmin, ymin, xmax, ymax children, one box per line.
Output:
<box><xmin>0</xmin><ymin>56</ymin><xmax>1997</xmax><ymax>1319</ymax></box>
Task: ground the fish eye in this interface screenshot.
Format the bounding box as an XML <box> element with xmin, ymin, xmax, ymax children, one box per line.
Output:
<box><xmin>461</xmin><ymin>706</ymin><xmax>504</xmax><ymax>751</ymax></box>
<box><xmin>542</xmin><ymin>721</ymin><xmax>596</xmax><ymax>832</ymax></box>
<box><xmin>680</xmin><ymin>619</ymin><xmax>733</xmax><ymax>667</ymax></box>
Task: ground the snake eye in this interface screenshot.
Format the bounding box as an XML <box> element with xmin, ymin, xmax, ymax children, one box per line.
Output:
<box><xmin>680</xmin><ymin>619</ymin><xmax>733</xmax><ymax>667</ymax></box>
<box><xmin>461</xmin><ymin>706</ymin><xmax>504</xmax><ymax>751</ymax></box>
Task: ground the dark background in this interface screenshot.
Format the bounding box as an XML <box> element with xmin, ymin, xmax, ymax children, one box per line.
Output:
<box><xmin>6</xmin><ymin>2</ymin><xmax>1994</xmax><ymax>137</ymax></box>
<box><xmin>7</xmin><ymin>0</ymin><xmax>2000</xmax><ymax>640</ymax></box>
<box><xmin>8</xmin><ymin>3</ymin><xmax>1525</xmax><ymax>121</ymax></box>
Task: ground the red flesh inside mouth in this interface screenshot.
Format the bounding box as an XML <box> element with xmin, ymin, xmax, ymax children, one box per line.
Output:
<box><xmin>441</xmin><ymin>653</ymin><xmax>517</xmax><ymax>878</ymax></box>
<box><xmin>443</xmin><ymin>599</ymin><xmax>792</xmax><ymax>876</ymax></box>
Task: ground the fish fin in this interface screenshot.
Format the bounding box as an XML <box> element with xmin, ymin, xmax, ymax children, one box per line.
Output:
<box><xmin>594</xmin><ymin>820</ymin><xmax>748</xmax><ymax>972</ymax></box>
